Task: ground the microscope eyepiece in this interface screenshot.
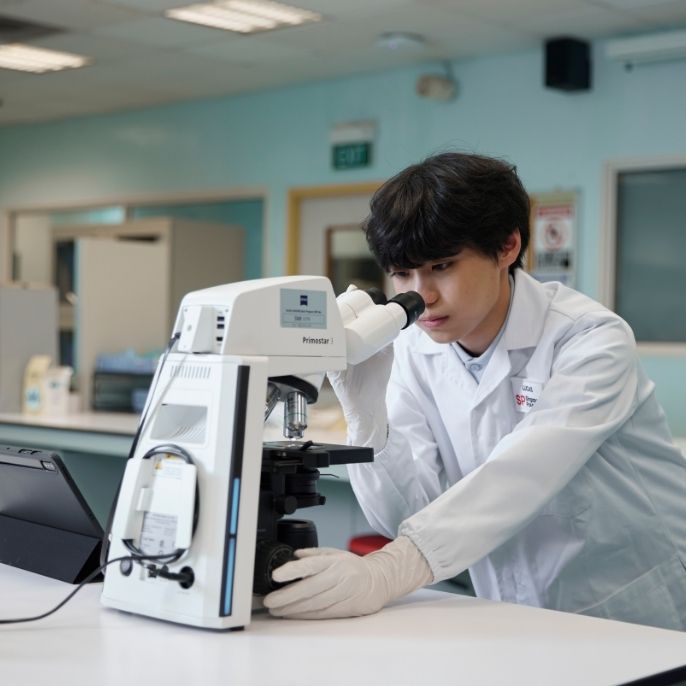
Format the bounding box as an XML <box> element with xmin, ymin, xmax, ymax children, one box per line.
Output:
<box><xmin>389</xmin><ymin>291</ymin><xmax>426</xmax><ymax>329</ymax></box>
<box><xmin>364</xmin><ymin>287</ymin><xmax>387</xmax><ymax>306</ymax></box>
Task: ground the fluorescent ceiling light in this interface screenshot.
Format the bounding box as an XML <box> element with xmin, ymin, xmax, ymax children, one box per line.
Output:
<box><xmin>0</xmin><ymin>43</ymin><xmax>91</xmax><ymax>73</ymax></box>
<box><xmin>606</xmin><ymin>29</ymin><xmax>686</xmax><ymax>65</ymax></box>
<box><xmin>376</xmin><ymin>32</ymin><xmax>426</xmax><ymax>52</ymax></box>
<box><xmin>166</xmin><ymin>0</ymin><xmax>322</xmax><ymax>34</ymax></box>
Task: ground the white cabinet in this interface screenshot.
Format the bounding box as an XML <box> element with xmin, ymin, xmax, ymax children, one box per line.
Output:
<box><xmin>54</xmin><ymin>218</ymin><xmax>244</xmax><ymax>409</ymax></box>
<box><xmin>0</xmin><ymin>284</ymin><xmax>58</xmax><ymax>412</ymax></box>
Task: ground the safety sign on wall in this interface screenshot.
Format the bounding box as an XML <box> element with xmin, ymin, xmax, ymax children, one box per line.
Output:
<box><xmin>528</xmin><ymin>191</ymin><xmax>577</xmax><ymax>287</ymax></box>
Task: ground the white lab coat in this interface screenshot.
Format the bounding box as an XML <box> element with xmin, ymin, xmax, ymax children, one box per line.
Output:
<box><xmin>347</xmin><ymin>270</ymin><xmax>686</xmax><ymax>630</ymax></box>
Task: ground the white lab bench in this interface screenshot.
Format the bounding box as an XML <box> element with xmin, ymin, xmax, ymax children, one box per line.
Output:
<box><xmin>1</xmin><ymin>564</ymin><xmax>685</xmax><ymax>686</ymax></box>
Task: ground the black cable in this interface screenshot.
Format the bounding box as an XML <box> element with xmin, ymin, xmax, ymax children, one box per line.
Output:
<box><xmin>100</xmin><ymin>331</ymin><xmax>181</xmax><ymax>570</ymax></box>
<box><xmin>0</xmin><ymin>552</ymin><xmax>183</xmax><ymax>625</ymax></box>
<box><xmin>121</xmin><ymin>443</ymin><xmax>198</xmax><ymax>566</ymax></box>
<box><xmin>123</xmin><ymin>541</ymin><xmax>184</xmax><ymax>565</ymax></box>
<box><xmin>146</xmin><ymin>564</ymin><xmax>194</xmax><ymax>588</ymax></box>
<box><xmin>127</xmin><ymin>332</ymin><xmax>182</xmax><ymax>462</ymax></box>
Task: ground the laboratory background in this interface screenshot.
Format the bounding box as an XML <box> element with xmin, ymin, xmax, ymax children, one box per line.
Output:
<box><xmin>1</xmin><ymin>0</ymin><xmax>686</xmax><ymax>666</ymax></box>
<box><xmin>1</xmin><ymin>0</ymin><xmax>686</xmax><ymax>558</ymax></box>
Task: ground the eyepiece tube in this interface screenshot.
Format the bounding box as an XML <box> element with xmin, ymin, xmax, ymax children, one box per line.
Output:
<box><xmin>364</xmin><ymin>287</ymin><xmax>387</xmax><ymax>306</ymax></box>
<box><xmin>388</xmin><ymin>291</ymin><xmax>425</xmax><ymax>329</ymax></box>
<box><xmin>342</xmin><ymin>291</ymin><xmax>426</xmax><ymax>366</ymax></box>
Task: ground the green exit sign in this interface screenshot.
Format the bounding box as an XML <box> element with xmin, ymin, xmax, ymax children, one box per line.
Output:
<box><xmin>332</xmin><ymin>142</ymin><xmax>372</xmax><ymax>170</ymax></box>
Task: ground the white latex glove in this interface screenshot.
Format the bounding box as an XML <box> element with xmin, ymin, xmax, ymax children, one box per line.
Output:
<box><xmin>327</xmin><ymin>344</ymin><xmax>394</xmax><ymax>454</ymax></box>
<box><xmin>263</xmin><ymin>535</ymin><xmax>433</xmax><ymax>620</ymax></box>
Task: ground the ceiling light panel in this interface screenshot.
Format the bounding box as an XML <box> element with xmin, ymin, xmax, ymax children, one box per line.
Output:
<box><xmin>166</xmin><ymin>0</ymin><xmax>322</xmax><ymax>34</ymax></box>
<box><xmin>228</xmin><ymin>0</ymin><xmax>316</xmax><ymax>23</ymax></box>
<box><xmin>0</xmin><ymin>43</ymin><xmax>91</xmax><ymax>73</ymax></box>
<box><xmin>599</xmin><ymin>0</ymin><xmax>682</xmax><ymax>8</ymax></box>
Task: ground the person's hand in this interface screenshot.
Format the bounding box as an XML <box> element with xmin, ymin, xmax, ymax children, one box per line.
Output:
<box><xmin>263</xmin><ymin>536</ymin><xmax>433</xmax><ymax>620</ymax></box>
<box><xmin>327</xmin><ymin>344</ymin><xmax>394</xmax><ymax>453</ymax></box>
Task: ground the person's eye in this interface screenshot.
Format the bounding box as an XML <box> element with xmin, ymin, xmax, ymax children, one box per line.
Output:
<box><xmin>432</xmin><ymin>261</ymin><xmax>452</xmax><ymax>272</ymax></box>
<box><xmin>389</xmin><ymin>270</ymin><xmax>409</xmax><ymax>279</ymax></box>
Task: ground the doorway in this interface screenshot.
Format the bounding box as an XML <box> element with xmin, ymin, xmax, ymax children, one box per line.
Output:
<box><xmin>286</xmin><ymin>182</ymin><xmax>385</xmax><ymax>293</ymax></box>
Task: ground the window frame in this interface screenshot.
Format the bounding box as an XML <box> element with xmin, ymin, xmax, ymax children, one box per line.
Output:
<box><xmin>601</xmin><ymin>155</ymin><xmax>686</xmax><ymax>355</ymax></box>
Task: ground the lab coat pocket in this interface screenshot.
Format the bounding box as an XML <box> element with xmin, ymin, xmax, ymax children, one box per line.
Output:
<box><xmin>580</xmin><ymin>555</ymin><xmax>686</xmax><ymax>631</ymax></box>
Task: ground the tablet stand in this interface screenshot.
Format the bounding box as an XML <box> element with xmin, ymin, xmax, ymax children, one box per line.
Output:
<box><xmin>0</xmin><ymin>514</ymin><xmax>102</xmax><ymax>584</ymax></box>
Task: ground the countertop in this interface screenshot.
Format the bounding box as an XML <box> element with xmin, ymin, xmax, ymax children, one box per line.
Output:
<box><xmin>1</xmin><ymin>565</ymin><xmax>686</xmax><ymax>686</ymax></box>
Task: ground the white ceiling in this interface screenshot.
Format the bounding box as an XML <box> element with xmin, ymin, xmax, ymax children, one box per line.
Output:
<box><xmin>0</xmin><ymin>0</ymin><xmax>685</xmax><ymax>125</ymax></box>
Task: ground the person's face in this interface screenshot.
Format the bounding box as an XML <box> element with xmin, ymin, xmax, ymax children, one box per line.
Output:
<box><xmin>388</xmin><ymin>232</ymin><xmax>521</xmax><ymax>353</ymax></box>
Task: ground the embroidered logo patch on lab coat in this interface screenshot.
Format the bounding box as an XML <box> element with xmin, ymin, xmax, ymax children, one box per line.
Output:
<box><xmin>511</xmin><ymin>378</ymin><xmax>543</xmax><ymax>413</ymax></box>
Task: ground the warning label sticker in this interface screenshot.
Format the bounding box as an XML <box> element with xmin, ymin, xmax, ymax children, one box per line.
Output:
<box><xmin>140</xmin><ymin>512</ymin><xmax>178</xmax><ymax>556</ymax></box>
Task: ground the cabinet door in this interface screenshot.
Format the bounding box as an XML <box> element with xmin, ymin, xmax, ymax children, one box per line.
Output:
<box><xmin>76</xmin><ymin>238</ymin><xmax>169</xmax><ymax>410</ymax></box>
<box><xmin>168</xmin><ymin>219</ymin><xmax>245</xmax><ymax>324</ymax></box>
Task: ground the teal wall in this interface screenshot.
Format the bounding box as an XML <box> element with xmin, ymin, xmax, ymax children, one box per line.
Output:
<box><xmin>51</xmin><ymin>206</ymin><xmax>126</xmax><ymax>225</ymax></box>
<box><xmin>1</xmin><ymin>38</ymin><xmax>686</xmax><ymax>432</ymax></box>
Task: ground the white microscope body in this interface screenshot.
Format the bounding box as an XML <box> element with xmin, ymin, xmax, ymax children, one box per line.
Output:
<box><xmin>101</xmin><ymin>275</ymin><xmax>423</xmax><ymax>630</ymax></box>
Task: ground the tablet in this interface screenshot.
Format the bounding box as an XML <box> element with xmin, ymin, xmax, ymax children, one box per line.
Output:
<box><xmin>0</xmin><ymin>446</ymin><xmax>104</xmax><ymax>583</ymax></box>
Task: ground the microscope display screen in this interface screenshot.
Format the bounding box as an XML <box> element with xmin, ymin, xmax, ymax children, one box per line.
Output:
<box><xmin>280</xmin><ymin>289</ymin><xmax>327</xmax><ymax>329</ymax></box>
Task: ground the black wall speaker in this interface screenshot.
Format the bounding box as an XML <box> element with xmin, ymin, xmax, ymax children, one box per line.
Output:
<box><xmin>545</xmin><ymin>37</ymin><xmax>591</xmax><ymax>92</ymax></box>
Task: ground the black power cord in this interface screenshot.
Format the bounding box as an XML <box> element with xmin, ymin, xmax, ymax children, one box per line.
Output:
<box><xmin>0</xmin><ymin>552</ymin><xmax>190</xmax><ymax>625</ymax></box>
<box><xmin>100</xmin><ymin>331</ymin><xmax>182</xmax><ymax>570</ymax></box>
<box><xmin>146</xmin><ymin>564</ymin><xmax>195</xmax><ymax>589</ymax></box>
<box><xmin>122</xmin><ymin>443</ymin><xmax>200</xmax><ymax>576</ymax></box>
<box><xmin>129</xmin><ymin>332</ymin><xmax>182</xmax><ymax>462</ymax></box>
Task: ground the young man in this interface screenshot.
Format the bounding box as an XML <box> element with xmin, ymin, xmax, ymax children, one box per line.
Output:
<box><xmin>264</xmin><ymin>152</ymin><xmax>686</xmax><ymax>630</ymax></box>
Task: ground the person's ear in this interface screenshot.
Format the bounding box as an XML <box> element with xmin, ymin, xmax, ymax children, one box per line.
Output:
<box><xmin>499</xmin><ymin>230</ymin><xmax>521</xmax><ymax>268</ymax></box>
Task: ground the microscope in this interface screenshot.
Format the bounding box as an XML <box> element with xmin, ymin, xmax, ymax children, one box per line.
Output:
<box><xmin>101</xmin><ymin>275</ymin><xmax>424</xmax><ymax>630</ymax></box>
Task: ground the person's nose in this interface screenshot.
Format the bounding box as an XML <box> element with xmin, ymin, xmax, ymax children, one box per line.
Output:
<box><xmin>410</xmin><ymin>275</ymin><xmax>439</xmax><ymax>308</ymax></box>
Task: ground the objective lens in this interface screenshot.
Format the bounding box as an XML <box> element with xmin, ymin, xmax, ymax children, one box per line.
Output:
<box><xmin>284</xmin><ymin>391</ymin><xmax>307</xmax><ymax>439</ymax></box>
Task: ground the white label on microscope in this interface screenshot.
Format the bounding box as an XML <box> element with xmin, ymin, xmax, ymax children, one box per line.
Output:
<box><xmin>140</xmin><ymin>512</ymin><xmax>178</xmax><ymax>556</ymax></box>
<box><xmin>281</xmin><ymin>288</ymin><xmax>327</xmax><ymax>329</ymax></box>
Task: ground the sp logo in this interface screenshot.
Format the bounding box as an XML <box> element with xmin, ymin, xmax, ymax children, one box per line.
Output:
<box><xmin>511</xmin><ymin>378</ymin><xmax>543</xmax><ymax>414</ymax></box>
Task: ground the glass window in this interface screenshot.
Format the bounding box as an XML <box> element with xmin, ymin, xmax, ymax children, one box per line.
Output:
<box><xmin>614</xmin><ymin>167</ymin><xmax>686</xmax><ymax>343</ymax></box>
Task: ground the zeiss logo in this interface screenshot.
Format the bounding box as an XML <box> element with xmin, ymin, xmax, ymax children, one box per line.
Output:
<box><xmin>300</xmin><ymin>294</ymin><xmax>308</xmax><ymax>306</ymax></box>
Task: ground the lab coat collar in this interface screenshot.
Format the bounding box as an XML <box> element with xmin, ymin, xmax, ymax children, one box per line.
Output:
<box><xmin>472</xmin><ymin>271</ymin><xmax>551</xmax><ymax>406</ymax></box>
<box><xmin>411</xmin><ymin>269</ymin><xmax>551</xmax><ymax>355</ymax></box>
<box><xmin>502</xmin><ymin>269</ymin><xmax>551</xmax><ymax>351</ymax></box>
<box><xmin>413</xmin><ymin>332</ymin><xmax>448</xmax><ymax>354</ymax></box>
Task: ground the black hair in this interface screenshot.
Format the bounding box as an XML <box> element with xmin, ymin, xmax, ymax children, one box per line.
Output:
<box><xmin>364</xmin><ymin>152</ymin><xmax>530</xmax><ymax>274</ymax></box>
